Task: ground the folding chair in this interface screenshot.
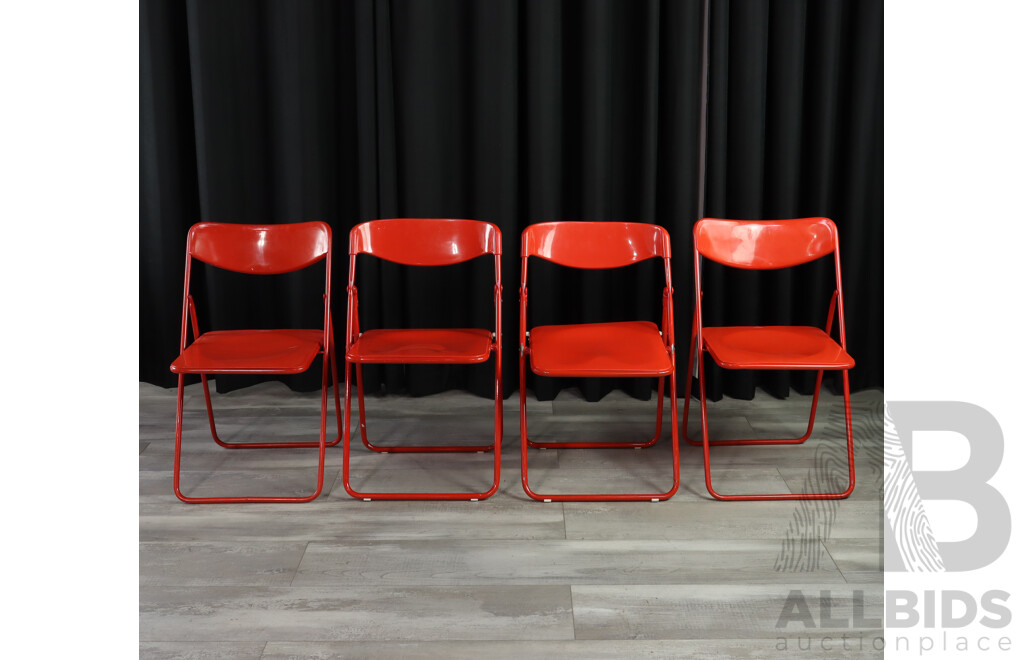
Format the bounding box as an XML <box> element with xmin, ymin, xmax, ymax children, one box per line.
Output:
<box><xmin>342</xmin><ymin>218</ymin><xmax>502</xmax><ymax>501</ymax></box>
<box><xmin>169</xmin><ymin>221</ymin><xmax>341</xmax><ymax>503</ymax></box>
<box><xmin>519</xmin><ymin>221</ymin><xmax>679</xmax><ymax>502</ymax></box>
<box><xmin>683</xmin><ymin>217</ymin><xmax>856</xmax><ymax>500</ymax></box>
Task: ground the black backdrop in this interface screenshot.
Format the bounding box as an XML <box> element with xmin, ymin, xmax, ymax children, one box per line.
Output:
<box><xmin>141</xmin><ymin>0</ymin><xmax>882</xmax><ymax>402</ymax></box>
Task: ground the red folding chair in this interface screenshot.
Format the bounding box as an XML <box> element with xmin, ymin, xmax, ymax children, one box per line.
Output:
<box><xmin>342</xmin><ymin>218</ymin><xmax>502</xmax><ymax>501</ymax></box>
<box><xmin>169</xmin><ymin>221</ymin><xmax>341</xmax><ymax>503</ymax></box>
<box><xmin>683</xmin><ymin>217</ymin><xmax>856</xmax><ymax>501</ymax></box>
<box><xmin>519</xmin><ymin>222</ymin><xmax>679</xmax><ymax>502</ymax></box>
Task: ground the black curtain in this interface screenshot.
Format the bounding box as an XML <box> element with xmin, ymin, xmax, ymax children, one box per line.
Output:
<box><xmin>141</xmin><ymin>0</ymin><xmax>882</xmax><ymax>402</ymax></box>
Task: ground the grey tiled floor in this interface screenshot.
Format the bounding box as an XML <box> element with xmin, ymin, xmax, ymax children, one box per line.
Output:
<box><xmin>140</xmin><ymin>381</ymin><xmax>883</xmax><ymax>659</ymax></box>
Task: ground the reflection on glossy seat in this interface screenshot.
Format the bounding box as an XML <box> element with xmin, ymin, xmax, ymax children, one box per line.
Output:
<box><xmin>519</xmin><ymin>221</ymin><xmax>680</xmax><ymax>502</ymax></box>
<box><xmin>700</xmin><ymin>326</ymin><xmax>854</xmax><ymax>370</ymax></box>
<box><xmin>169</xmin><ymin>221</ymin><xmax>341</xmax><ymax>504</ymax></box>
<box><xmin>342</xmin><ymin>218</ymin><xmax>503</xmax><ymax>501</ymax></box>
<box><xmin>529</xmin><ymin>321</ymin><xmax>673</xmax><ymax>377</ymax></box>
<box><xmin>348</xmin><ymin>328</ymin><xmax>493</xmax><ymax>364</ymax></box>
<box><xmin>684</xmin><ymin>217</ymin><xmax>856</xmax><ymax>501</ymax></box>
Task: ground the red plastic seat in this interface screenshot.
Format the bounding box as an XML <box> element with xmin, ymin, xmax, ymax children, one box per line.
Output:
<box><xmin>530</xmin><ymin>321</ymin><xmax>673</xmax><ymax>377</ymax></box>
<box><xmin>700</xmin><ymin>326</ymin><xmax>854</xmax><ymax>370</ymax></box>
<box><xmin>169</xmin><ymin>221</ymin><xmax>341</xmax><ymax>504</ymax></box>
<box><xmin>683</xmin><ymin>217</ymin><xmax>856</xmax><ymax>501</ymax></box>
<box><xmin>172</xmin><ymin>329</ymin><xmax>324</xmax><ymax>374</ymax></box>
<box><xmin>519</xmin><ymin>222</ymin><xmax>680</xmax><ymax>502</ymax></box>
<box><xmin>342</xmin><ymin>218</ymin><xmax>503</xmax><ymax>501</ymax></box>
<box><xmin>348</xmin><ymin>328</ymin><xmax>493</xmax><ymax>364</ymax></box>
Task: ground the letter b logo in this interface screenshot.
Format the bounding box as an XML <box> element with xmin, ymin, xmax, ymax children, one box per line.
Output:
<box><xmin>885</xmin><ymin>402</ymin><xmax>1010</xmax><ymax>572</ymax></box>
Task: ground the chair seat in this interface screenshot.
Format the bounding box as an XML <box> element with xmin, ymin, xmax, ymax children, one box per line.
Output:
<box><xmin>701</xmin><ymin>326</ymin><xmax>855</xmax><ymax>370</ymax></box>
<box><xmin>347</xmin><ymin>328</ymin><xmax>493</xmax><ymax>364</ymax></box>
<box><xmin>170</xmin><ymin>329</ymin><xmax>324</xmax><ymax>374</ymax></box>
<box><xmin>529</xmin><ymin>321</ymin><xmax>672</xmax><ymax>377</ymax></box>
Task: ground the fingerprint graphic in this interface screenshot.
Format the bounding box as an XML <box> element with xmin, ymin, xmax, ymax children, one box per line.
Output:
<box><xmin>883</xmin><ymin>402</ymin><xmax>944</xmax><ymax>571</ymax></box>
<box><xmin>773</xmin><ymin>399</ymin><xmax>852</xmax><ymax>572</ymax></box>
<box><xmin>774</xmin><ymin>393</ymin><xmax>885</xmax><ymax>572</ymax></box>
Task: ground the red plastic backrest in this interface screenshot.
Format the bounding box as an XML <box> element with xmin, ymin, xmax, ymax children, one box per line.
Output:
<box><xmin>694</xmin><ymin>217</ymin><xmax>837</xmax><ymax>269</ymax></box>
<box><xmin>349</xmin><ymin>218</ymin><xmax>501</xmax><ymax>265</ymax></box>
<box><xmin>522</xmin><ymin>222</ymin><xmax>671</xmax><ymax>268</ymax></box>
<box><xmin>188</xmin><ymin>222</ymin><xmax>331</xmax><ymax>274</ymax></box>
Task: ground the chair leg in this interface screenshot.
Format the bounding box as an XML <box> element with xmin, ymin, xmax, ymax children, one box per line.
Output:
<box><xmin>173</xmin><ymin>363</ymin><xmax>329</xmax><ymax>503</ymax></box>
<box><xmin>526</xmin><ymin>377</ymin><xmax>664</xmax><ymax>449</ymax></box>
<box><xmin>341</xmin><ymin>358</ymin><xmax>502</xmax><ymax>501</ymax></box>
<box><xmin>520</xmin><ymin>359</ymin><xmax>679</xmax><ymax>502</ymax></box>
<box><xmin>695</xmin><ymin>356</ymin><xmax>855</xmax><ymax>501</ymax></box>
<box><xmin>198</xmin><ymin>355</ymin><xmax>343</xmax><ymax>449</ymax></box>
<box><xmin>681</xmin><ymin>309</ymin><xmax>824</xmax><ymax>447</ymax></box>
<box><xmin>355</xmin><ymin>363</ymin><xmax>497</xmax><ymax>453</ymax></box>
<box><xmin>683</xmin><ymin>367</ymin><xmax>825</xmax><ymax>447</ymax></box>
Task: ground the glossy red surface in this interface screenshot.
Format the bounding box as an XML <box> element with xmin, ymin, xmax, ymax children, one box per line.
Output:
<box><xmin>701</xmin><ymin>326</ymin><xmax>854</xmax><ymax>370</ymax></box>
<box><xmin>347</xmin><ymin>328</ymin><xmax>493</xmax><ymax>364</ymax></box>
<box><xmin>170</xmin><ymin>220</ymin><xmax>338</xmax><ymax>504</ymax></box>
<box><xmin>189</xmin><ymin>221</ymin><xmax>330</xmax><ymax>274</ymax></box>
<box><xmin>694</xmin><ymin>217</ymin><xmax>836</xmax><ymax>269</ymax></box>
<box><xmin>686</xmin><ymin>217</ymin><xmax>855</xmax><ymax>501</ymax></box>
<box><xmin>519</xmin><ymin>221</ymin><xmax>679</xmax><ymax>502</ymax></box>
<box><xmin>342</xmin><ymin>219</ymin><xmax>503</xmax><ymax>501</ymax></box>
<box><xmin>171</xmin><ymin>329</ymin><xmax>323</xmax><ymax>374</ymax></box>
<box><xmin>349</xmin><ymin>218</ymin><xmax>501</xmax><ymax>265</ymax></box>
<box><xmin>529</xmin><ymin>321</ymin><xmax>672</xmax><ymax>377</ymax></box>
<box><xmin>522</xmin><ymin>221</ymin><xmax>670</xmax><ymax>268</ymax></box>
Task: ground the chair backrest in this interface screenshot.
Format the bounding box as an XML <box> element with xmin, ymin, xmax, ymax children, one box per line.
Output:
<box><xmin>693</xmin><ymin>217</ymin><xmax>837</xmax><ymax>269</ymax></box>
<box><xmin>522</xmin><ymin>221</ymin><xmax>670</xmax><ymax>269</ymax></box>
<box><xmin>349</xmin><ymin>218</ymin><xmax>501</xmax><ymax>265</ymax></box>
<box><xmin>188</xmin><ymin>221</ymin><xmax>331</xmax><ymax>274</ymax></box>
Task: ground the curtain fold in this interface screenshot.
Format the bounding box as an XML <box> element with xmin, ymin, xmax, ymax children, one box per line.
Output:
<box><xmin>140</xmin><ymin>0</ymin><xmax>882</xmax><ymax>401</ymax></box>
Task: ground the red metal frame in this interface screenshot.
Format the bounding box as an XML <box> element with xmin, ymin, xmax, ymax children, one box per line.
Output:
<box><xmin>684</xmin><ymin>217</ymin><xmax>856</xmax><ymax>501</ymax></box>
<box><xmin>342</xmin><ymin>218</ymin><xmax>503</xmax><ymax>501</ymax></box>
<box><xmin>519</xmin><ymin>222</ymin><xmax>680</xmax><ymax>502</ymax></box>
<box><xmin>170</xmin><ymin>221</ymin><xmax>341</xmax><ymax>503</ymax></box>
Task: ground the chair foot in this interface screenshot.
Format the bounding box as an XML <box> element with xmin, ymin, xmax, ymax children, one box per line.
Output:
<box><xmin>527</xmin><ymin>438</ymin><xmax>657</xmax><ymax>449</ymax></box>
<box><xmin>342</xmin><ymin>483</ymin><xmax>501</xmax><ymax>502</ymax></box>
<box><xmin>520</xmin><ymin>486</ymin><xmax>679</xmax><ymax>503</ymax></box>
<box><xmin>174</xmin><ymin>491</ymin><xmax>325</xmax><ymax>504</ymax></box>
<box><xmin>361</xmin><ymin>441</ymin><xmax>496</xmax><ymax>453</ymax></box>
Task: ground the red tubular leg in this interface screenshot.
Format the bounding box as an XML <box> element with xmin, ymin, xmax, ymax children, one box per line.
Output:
<box><xmin>356</xmin><ymin>363</ymin><xmax>370</xmax><ymax>449</ymax></box>
<box><xmin>357</xmin><ymin>364</ymin><xmax>496</xmax><ymax>454</ymax></box>
<box><xmin>520</xmin><ymin>372</ymin><xmax>678</xmax><ymax>502</ymax></box>
<box><xmin>697</xmin><ymin>357</ymin><xmax>855</xmax><ymax>501</ymax></box>
<box><xmin>684</xmin><ymin>367</ymin><xmax>825</xmax><ymax>447</ymax></box>
<box><xmin>200</xmin><ymin>356</ymin><xmax>343</xmax><ymax>449</ymax></box>
<box><xmin>341</xmin><ymin>354</ymin><xmax>501</xmax><ymax>501</ymax></box>
<box><xmin>519</xmin><ymin>348</ymin><xmax>530</xmax><ymax>498</ymax></box>
<box><xmin>199</xmin><ymin>311</ymin><xmax>343</xmax><ymax>450</ymax></box>
<box><xmin>175</xmin><ymin>361</ymin><xmax>329</xmax><ymax>504</ymax></box>
<box><xmin>681</xmin><ymin>310</ymin><xmax>698</xmax><ymax>444</ymax></box>
<box><xmin>330</xmin><ymin>336</ymin><xmax>343</xmax><ymax>441</ymax></box>
<box><xmin>528</xmin><ymin>376</ymin><xmax>663</xmax><ymax>452</ymax></box>
<box><xmin>685</xmin><ymin>291</ymin><xmax>839</xmax><ymax>447</ymax></box>
<box><xmin>526</xmin><ymin>376</ymin><xmax>664</xmax><ymax>450</ymax></box>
